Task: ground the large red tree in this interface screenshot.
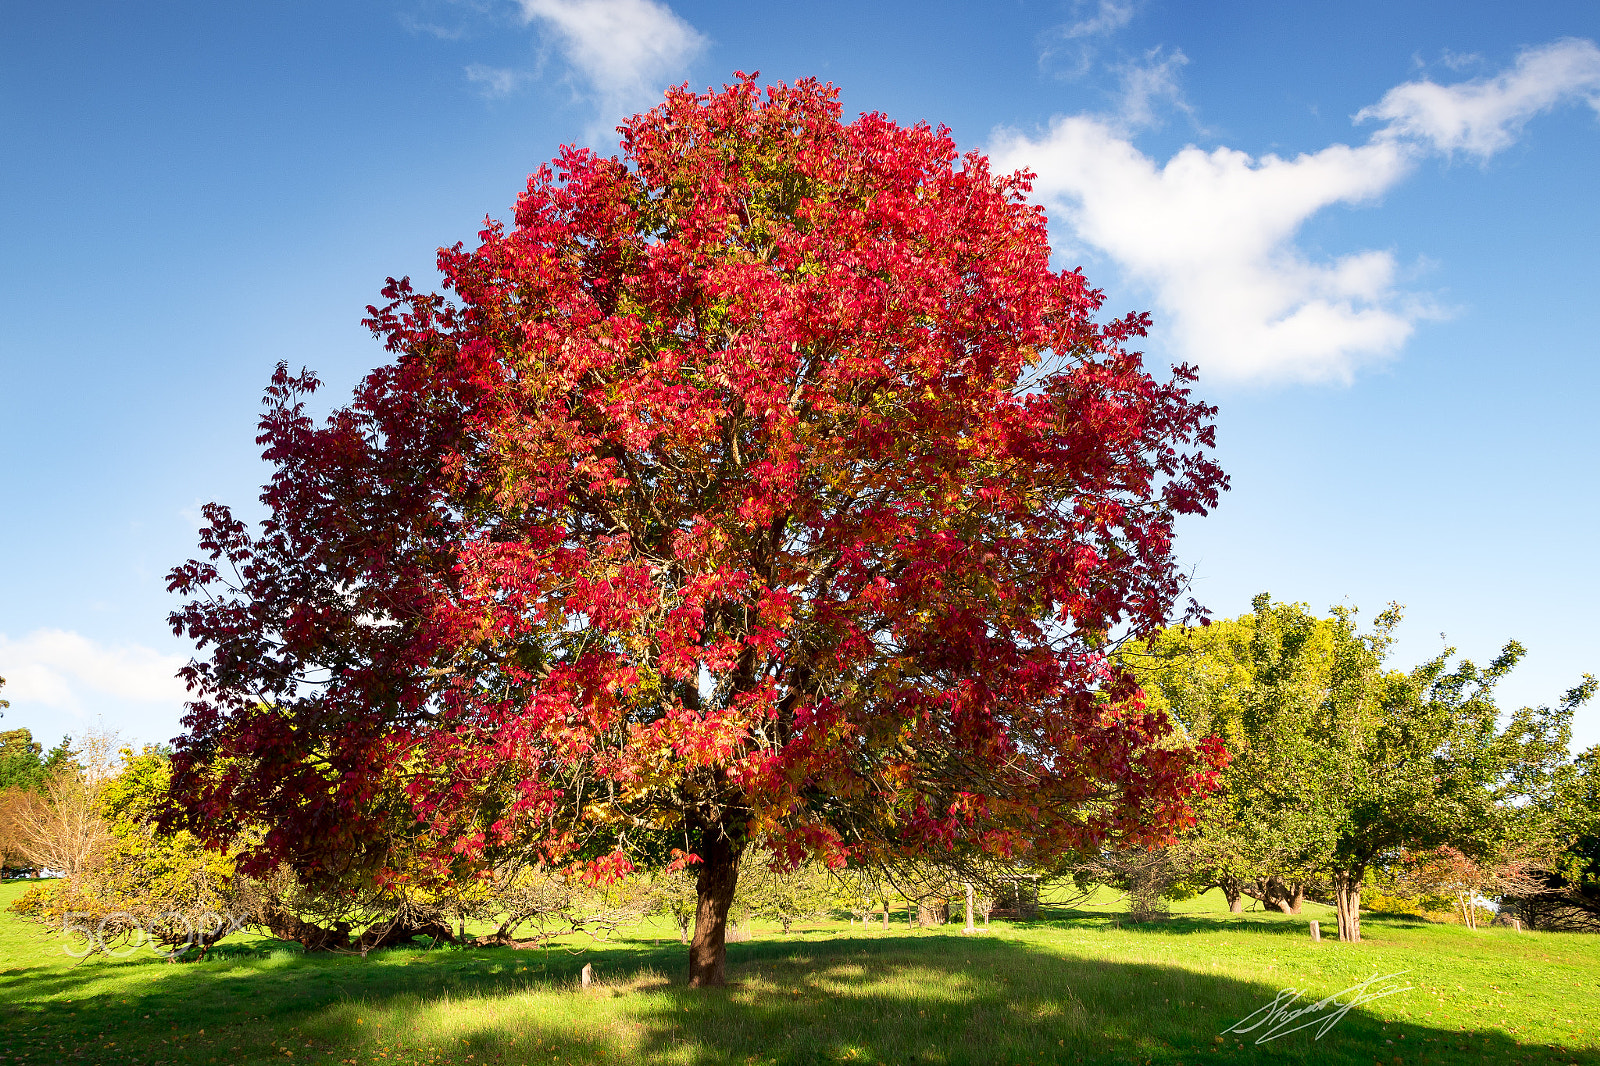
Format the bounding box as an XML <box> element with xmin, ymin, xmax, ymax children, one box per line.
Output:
<box><xmin>167</xmin><ymin>76</ymin><xmax>1227</xmax><ymax>985</ymax></box>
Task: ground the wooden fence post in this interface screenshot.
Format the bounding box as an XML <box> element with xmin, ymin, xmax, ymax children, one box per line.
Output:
<box><xmin>1309</xmin><ymin>920</ymin><xmax>1321</xmax><ymax>942</ymax></box>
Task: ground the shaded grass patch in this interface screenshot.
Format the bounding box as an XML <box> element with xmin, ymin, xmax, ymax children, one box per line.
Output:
<box><xmin>3</xmin><ymin>880</ymin><xmax>1598</xmax><ymax>1065</ymax></box>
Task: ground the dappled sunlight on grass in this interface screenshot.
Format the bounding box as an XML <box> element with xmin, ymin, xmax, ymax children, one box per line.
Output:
<box><xmin>3</xmin><ymin>881</ymin><xmax>1599</xmax><ymax>1065</ymax></box>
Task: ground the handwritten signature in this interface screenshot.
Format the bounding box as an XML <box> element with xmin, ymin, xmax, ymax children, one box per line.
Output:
<box><xmin>1221</xmin><ymin>970</ymin><xmax>1412</xmax><ymax>1044</ymax></box>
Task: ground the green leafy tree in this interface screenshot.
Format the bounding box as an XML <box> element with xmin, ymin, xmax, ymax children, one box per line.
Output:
<box><xmin>735</xmin><ymin>861</ymin><xmax>837</xmax><ymax>934</ymax></box>
<box><xmin>648</xmin><ymin>868</ymin><xmax>701</xmax><ymax>943</ymax></box>
<box><xmin>0</xmin><ymin>728</ymin><xmax>72</xmax><ymax>793</ymax></box>
<box><xmin>1128</xmin><ymin>598</ymin><xmax>1346</xmax><ymax>913</ymax></box>
<box><xmin>1129</xmin><ymin>595</ymin><xmax>1590</xmax><ymax>941</ymax></box>
<box><xmin>1509</xmin><ymin>741</ymin><xmax>1600</xmax><ymax>931</ymax></box>
<box><xmin>1315</xmin><ymin>619</ymin><xmax>1589</xmax><ymax>942</ymax></box>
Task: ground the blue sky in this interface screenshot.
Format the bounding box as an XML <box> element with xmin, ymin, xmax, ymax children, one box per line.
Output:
<box><xmin>2</xmin><ymin>0</ymin><xmax>1598</xmax><ymax>751</ymax></box>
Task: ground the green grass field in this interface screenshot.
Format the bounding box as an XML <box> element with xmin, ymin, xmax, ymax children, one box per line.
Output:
<box><xmin>3</xmin><ymin>878</ymin><xmax>1596</xmax><ymax>1066</ymax></box>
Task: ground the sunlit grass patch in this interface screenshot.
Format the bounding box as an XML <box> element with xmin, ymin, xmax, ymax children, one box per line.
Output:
<box><xmin>3</xmin><ymin>879</ymin><xmax>1599</xmax><ymax>1065</ymax></box>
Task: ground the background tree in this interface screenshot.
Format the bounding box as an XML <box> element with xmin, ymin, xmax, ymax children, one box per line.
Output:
<box><xmin>12</xmin><ymin>748</ymin><xmax>115</xmax><ymax>883</ymax></box>
<box><xmin>1314</xmin><ymin>622</ymin><xmax>1588</xmax><ymax>942</ymax></box>
<box><xmin>648</xmin><ymin>867</ymin><xmax>701</xmax><ymax>943</ymax></box>
<box><xmin>1508</xmin><ymin>742</ymin><xmax>1600</xmax><ymax>931</ymax></box>
<box><xmin>831</xmin><ymin>865</ymin><xmax>890</xmax><ymax>927</ymax></box>
<box><xmin>1127</xmin><ymin>597</ymin><xmax>1346</xmax><ymax>914</ymax></box>
<box><xmin>1390</xmin><ymin>845</ymin><xmax>1544</xmax><ymax>929</ymax></box>
<box><xmin>165</xmin><ymin>75</ymin><xmax>1227</xmax><ymax>986</ymax></box>
<box><xmin>0</xmin><ymin>717</ymin><xmax>73</xmax><ymax>877</ymax></box>
<box><xmin>0</xmin><ymin>728</ymin><xmax>72</xmax><ymax>793</ymax></box>
<box><xmin>1129</xmin><ymin>595</ymin><xmax>1590</xmax><ymax>941</ymax></box>
<box><xmin>68</xmin><ymin>747</ymin><xmax>239</xmax><ymax>958</ymax></box>
<box><xmin>736</xmin><ymin>860</ymin><xmax>836</xmax><ymax>934</ymax></box>
<box><xmin>0</xmin><ymin>789</ymin><xmax>45</xmax><ymax>876</ymax></box>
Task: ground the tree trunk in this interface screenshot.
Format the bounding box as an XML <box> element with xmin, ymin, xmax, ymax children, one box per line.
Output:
<box><xmin>881</xmin><ymin>899</ymin><xmax>889</xmax><ymax>930</ymax></box>
<box><xmin>1221</xmin><ymin>881</ymin><xmax>1244</xmax><ymax>914</ymax></box>
<box><xmin>964</xmin><ymin>882</ymin><xmax>976</xmax><ymax>934</ymax></box>
<box><xmin>1332</xmin><ymin>869</ymin><xmax>1362</xmax><ymax>943</ymax></box>
<box><xmin>1287</xmin><ymin>883</ymin><xmax>1305</xmax><ymax>915</ymax></box>
<box><xmin>687</xmin><ymin>819</ymin><xmax>744</xmax><ymax>987</ymax></box>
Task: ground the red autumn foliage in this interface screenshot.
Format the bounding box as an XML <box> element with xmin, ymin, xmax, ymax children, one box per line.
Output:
<box><xmin>165</xmin><ymin>75</ymin><xmax>1228</xmax><ymax>984</ymax></box>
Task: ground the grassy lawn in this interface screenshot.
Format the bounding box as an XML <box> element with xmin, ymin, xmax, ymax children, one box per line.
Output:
<box><xmin>3</xmin><ymin>878</ymin><xmax>1597</xmax><ymax>1065</ymax></box>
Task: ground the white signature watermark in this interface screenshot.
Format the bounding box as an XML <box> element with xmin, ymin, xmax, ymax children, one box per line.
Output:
<box><xmin>61</xmin><ymin>911</ymin><xmax>250</xmax><ymax>959</ymax></box>
<box><xmin>1221</xmin><ymin>970</ymin><xmax>1412</xmax><ymax>1044</ymax></box>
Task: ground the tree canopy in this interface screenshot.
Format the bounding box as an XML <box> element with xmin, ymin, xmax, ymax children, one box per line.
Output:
<box><xmin>165</xmin><ymin>75</ymin><xmax>1228</xmax><ymax>984</ymax></box>
<box><xmin>0</xmin><ymin>727</ymin><xmax>72</xmax><ymax>793</ymax></box>
<box><xmin>1127</xmin><ymin>594</ymin><xmax>1592</xmax><ymax>940</ymax></box>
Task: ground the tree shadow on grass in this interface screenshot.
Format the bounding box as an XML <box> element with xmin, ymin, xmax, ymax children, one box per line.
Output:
<box><xmin>5</xmin><ymin>931</ymin><xmax>1596</xmax><ymax>1066</ymax></box>
<box><xmin>331</xmin><ymin>934</ymin><xmax>1599</xmax><ymax>1066</ymax></box>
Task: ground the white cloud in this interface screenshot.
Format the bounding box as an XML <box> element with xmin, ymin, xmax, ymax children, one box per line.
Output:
<box><xmin>1060</xmin><ymin>0</ymin><xmax>1136</xmax><ymax>40</ymax></box>
<box><xmin>1110</xmin><ymin>46</ymin><xmax>1193</xmax><ymax>130</ymax></box>
<box><xmin>0</xmin><ymin>629</ymin><xmax>188</xmax><ymax>721</ymax></box>
<box><xmin>991</xmin><ymin>39</ymin><xmax>1600</xmax><ymax>384</ymax></box>
<box><xmin>1040</xmin><ymin>0</ymin><xmax>1138</xmax><ymax>80</ymax></box>
<box><xmin>466</xmin><ymin>63</ymin><xmax>529</xmax><ymax>98</ymax></box>
<box><xmin>1359</xmin><ymin>38</ymin><xmax>1600</xmax><ymax>158</ymax></box>
<box><xmin>516</xmin><ymin>0</ymin><xmax>705</xmax><ymax>137</ymax></box>
<box><xmin>1435</xmin><ymin>49</ymin><xmax>1484</xmax><ymax>74</ymax></box>
<box><xmin>991</xmin><ymin>120</ymin><xmax>1416</xmax><ymax>383</ymax></box>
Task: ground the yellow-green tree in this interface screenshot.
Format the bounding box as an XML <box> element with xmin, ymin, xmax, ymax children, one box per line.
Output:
<box><xmin>1128</xmin><ymin>594</ymin><xmax>1590</xmax><ymax>942</ymax></box>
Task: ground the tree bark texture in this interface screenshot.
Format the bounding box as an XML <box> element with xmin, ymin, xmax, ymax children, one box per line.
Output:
<box><xmin>687</xmin><ymin>820</ymin><xmax>744</xmax><ymax>987</ymax></box>
<box><xmin>1221</xmin><ymin>881</ymin><xmax>1244</xmax><ymax>914</ymax></box>
<box><xmin>1332</xmin><ymin>870</ymin><xmax>1362</xmax><ymax>943</ymax></box>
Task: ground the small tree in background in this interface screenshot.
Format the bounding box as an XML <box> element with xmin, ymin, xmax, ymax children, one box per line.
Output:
<box><xmin>0</xmin><ymin>728</ymin><xmax>73</xmax><ymax>793</ymax></box>
<box><xmin>736</xmin><ymin>861</ymin><xmax>836</xmax><ymax>934</ymax></box>
<box><xmin>0</xmin><ymin>789</ymin><xmax>46</xmax><ymax>877</ymax></box>
<box><xmin>1392</xmin><ymin>846</ymin><xmax>1544</xmax><ymax>929</ymax></box>
<box><xmin>832</xmin><ymin>865</ymin><xmax>891</xmax><ymax>928</ymax></box>
<box><xmin>12</xmin><ymin>732</ymin><xmax>119</xmax><ymax>883</ymax></box>
<box><xmin>649</xmin><ymin>867</ymin><xmax>701</xmax><ymax>943</ymax></box>
<box><xmin>0</xmin><ymin>703</ymin><xmax>75</xmax><ymax>877</ymax></box>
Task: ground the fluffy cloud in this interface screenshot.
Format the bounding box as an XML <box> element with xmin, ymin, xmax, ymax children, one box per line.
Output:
<box><xmin>0</xmin><ymin>629</ymin><xmax>188</xmax><ymax>720</ymax></box>
<box><xmin>990</xmin><ymin>121</ymin><xmax>1416</xmax><ymax>383</ymax></box>
<box><xmin>1359</xmin><ymin>37</ymin><xmax>1600</xmax><ymax>158</ymax></box>
<box><xmin>517</xmin><ymin>0</ymin><xmax>706</xmax><ymax>136</ymax></box>
<box><xmin>992</xmin><ymin>39</ymin><xmax>1600</xmax><ymax>384</ymax></box>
